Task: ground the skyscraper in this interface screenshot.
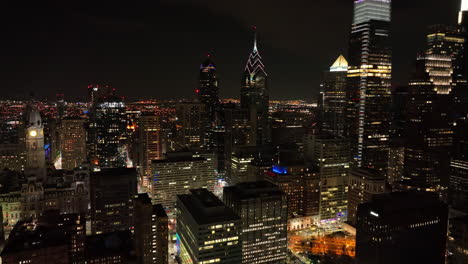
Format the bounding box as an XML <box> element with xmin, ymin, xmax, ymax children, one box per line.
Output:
<box><xmin>150</xmin><ymin>152</ymin><xmax>215</xmax><ymax>215</ymax></box>
<box><xmin>355</xmin><ymin>192</ymin><xmax>448</xmax><ymax>264</ymax></box>
<box><xmin>175</xmin><ymin>102</ymin><xmax>206</xmax><ymax>150</ymax></box>
<box><xmin>57</xmin><ymin>118</ymin><xmax>87</xmax><ymax>170</ymax></box>
<box><xmin>25</xmin><ymin>104</ymin><xmax>46</xmax><ymax>178</ymax></box>
<box><xmin>240</xmin><ymin>28</ymin><xmax>270</xmax><ymax>147</ymax></box>
<box><xmin>404</xmin><ymin>54</ymin><xmax>454</xmax><ymax>187</ymax></box>
<box><xmin>177</xmin><ymin>189</ymin><xmax>242</xmax><ymax>264</ymax></box>
<box><xmin>346</xmin><ymin>0</ymin><xmax>392</xmax><ymax>172</ymax></box>
<box><xmin>307</xmin><ymin>134</ymin><xmax>350</xmax><ymax>221</ymax></box>
<box><xmin>426</xmin><ymin>25</ymin><xmax>465</xmax><ymax>79</ymax></box>
<box><xmin>321</xmin><ymin>55</ymin><xmax>348</xmax><ymax>137</ymax></box>
<box><xmin>134</xmin><ymin>193</ymin><xmax>168</xmax><ymax>264</ymax></box>
<box><xmin>90</xmin><ymin>168</ymin><xmax>137</xmax><ymax>235</ymax></box>
<box><xmin>223</xmin><ymin>181</ymin><xmax>288</xmax><ymax>264</ymax></box>
<box><xmin>136</xmin><ymin>113</ymin><xmax>163</xmax><ymax>190</ymax></box>
<box><xmin>197</xmin><ymin>54</ymin><xmax>219</xmax><ymax>120</ymax></box>
<box><xmin>88</xmin><ymin>96</ymin><xmax>128</xmax><ymax>168</ymax></box>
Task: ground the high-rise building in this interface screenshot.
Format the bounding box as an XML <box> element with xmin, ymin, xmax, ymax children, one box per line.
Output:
<box><xmin>240</xmin><ymin>28</ymin><xmax>270</xmax><ymax>146</ymax></box>
<box><xmin>347</xmin><ymin>168</ymin><xmax>386</xmax><ymax>226</ymax></box>
<box><xmin>88</xmin><ymin>96</ymin><xmax>128</xmax><ymax>168</ymax></box>
<box><xmin>90</xmin><ymin>168</ymin><xmax>137</xmax><ymax>235</ymax></box>
<box><xmin>134</xmin><ymin>193</ymin><xmax>168</xmax><ymax>264</ymax></box>
<box><xmin>175</xmin><ymin>102</ymin><xmax>206</xmax><ymax>150</ymax></box>
<box><xmin>307</xmin><ymin>134</ymin><xmax>350</xmax><ymax>221</ymax></box>
<box><xmin>136</xmin><ymin>113</ymin><xmax>163</xmax><ymax>190</ymax></box>
<box><xmin>150</xmin><ymin>152</ymin><xmax>215</xmax><ymax>215</ymax></box>
<box><xmin>177</xmin><ymin>189</ymin><xmax>242</xmax><ymax>264</ymax></box>
<box><xmin>264</xmin><ymin>164</ymin><xmax>306</xmax><ymax>218</ymax></box>
<box><xmin>449</xmin><ymin>160</ymin><xmax>468</xmax><ymax>213</ymax></box>
<box><xmin>197</xmin><ymin>55</ymin><xmax>219</xmax><ymax>121</ymax></box>
<box><xmin>346</xmin><ymin>0</ymin><xmax>392</xmax><ymax>172</ymax></box>
<box><xmin>404</xmin><ymin>55</ymin><xmax>454</xmax><ymax>187</ymax></box>
<box><xmin>57</xmin><ymin>118</ymin><xmax>87</xmax><ymax>170</ymax></box>
<box><xmin>426</xmin><ymin>25</ymin><xmax>465</xmax><ymax>79</ymax></box>
<box><xmin>355</xmin><ymin>191</ymin><xmax>448</xmax><ymax>264</ymax></box>
<box><xmin>321</xmin><ymin>55</ymin><xmax>348</xmax><ymax>137</ymax></box>
<box><xmin>25</xmin><ymin>104</ymin><xmax>46</xmax><ymax>178</ymax></box>
<box><xmin>223</xmin><ymin>181</ymin><xmax>288</xmax><ymax>264</ymax></box>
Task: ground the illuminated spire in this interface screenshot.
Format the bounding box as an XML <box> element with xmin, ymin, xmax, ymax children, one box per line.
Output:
<box><xmin>253</xmin><ymin>26</ymin><xmax>258</xmax><ymax>53</ymax></box>
<box><xmin>244</xmin><ymin>27</ymin><xmax>267</xmax><ymax>76</ymax></box>
<box><xmin>330</xmin><ymin>55</ymin><xmax>348</xmax><ymax>72</ymax></box>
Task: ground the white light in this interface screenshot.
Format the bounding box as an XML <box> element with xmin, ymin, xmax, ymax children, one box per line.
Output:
<box><xmin>29</xmin><ymin>130</ymin><xmax>37</xmax><ymax>137</ymax></box>
<box><xmin>462</xmin><ymin>0</ymin><xmax>468</xmax><ymax>11</ymax></box>
<box><xmin>370</xmin><ymin>211</ymin><xmax>379</xmax><ymax>217</ymax></box>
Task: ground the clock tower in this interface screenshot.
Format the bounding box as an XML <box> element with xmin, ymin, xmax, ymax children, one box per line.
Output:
<box><xmin>25</xmin><ymin>104</ymin><xmax>46</xmax><ymax>178</ymax></box>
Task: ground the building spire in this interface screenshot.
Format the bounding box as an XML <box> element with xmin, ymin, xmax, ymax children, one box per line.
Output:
<box><xmin>252</xmin><ymin>26</ymin><xmax>258</xmax><ymax>53</ymax></box>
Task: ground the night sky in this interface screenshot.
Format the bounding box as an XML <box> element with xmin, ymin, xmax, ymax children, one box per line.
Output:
<box><xmin>0</xmin><ymin>0</ymin><xmax>462</xmax><ymax>101</ymax></box>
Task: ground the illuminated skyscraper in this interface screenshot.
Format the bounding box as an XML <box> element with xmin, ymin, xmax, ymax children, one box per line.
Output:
<box><xmin>240</xmin><ymin>28</ymin><xmax>270</xmax><ymax>146</ymax></box>
<box><xmin>404</xmin><ymin>54</ymin><xmax>454</xmax><ymax>188</ymax></box>
<box><xmin>223</xmin><ymin>181</ymin><xmax>288</xmax><ymax>264</ymax></box>
<box><xmin>57</xmin><ymin>118</ymin><xmax>87</xmax><ymax>170</ymax></box>
<box><xmin>307</xmin><ymin>134</ymin><xmax>350</xmax><ymax>221</ymax></box>
<box><xmin>426</xmin><ymin>25</ymin><xmax>465</xmax><ymax>79</ymax></box>
<box><xmin>177</xmin><ymin>189</ymin><xmax>242</xmax><ymax>264</ymax></box>
<box><xmin>346</xmin><ymin>0</ymin><xmax>392</xmax><ymax>172</ymax></box>
<box><xmin>25</xmin><ymin>104</ymin><xmax>46</xmax><ymax>178</ymax></box>
<box><xmin>321</xmin><ymin>55</ymin><xmax>348</xmax><ymax>137</ymax></box>
<box><xmin>137</xmin><ymin>113</ymin><xmax>163</xmax><ymax>189</ymax></box>
<box><xmin>134</xmin><ymin>193</ymin><xmax>168</xmax><ymax>264</ymax></box>
<box><xmin>88</xmin><ymin>96</ymin><xmax>127</xmax><ymax>168</ymax></box>
<box><xmin>150</xmin><ymin>152</ymin><xmax>215</xmax><ymax>216</ymax></box>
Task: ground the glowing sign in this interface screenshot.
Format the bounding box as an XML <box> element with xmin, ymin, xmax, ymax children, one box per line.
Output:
<box><xmin>272</xmin><ymin>165</ymin><xmax>288</xmax><ymax>174</ymax></box>
<box><xmin>370</xmin><ymin>211</ymin><xmax>379</xmax><ymax>217</ymax></box>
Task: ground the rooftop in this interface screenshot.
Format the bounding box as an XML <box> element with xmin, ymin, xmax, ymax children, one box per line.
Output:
<box><xmin>177</xmin><ymin>189</ymin><xmax>240</xmax><ymax>225</ymax></box>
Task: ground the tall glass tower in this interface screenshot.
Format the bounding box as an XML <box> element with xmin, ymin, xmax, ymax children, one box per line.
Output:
<box><xmin>240</xmin><ymin>28</ymin><xmax>270</xmax><ymax>146</ymax></box>
<box><xmin>346</xmin><ymin>0</ymin><xmax>392</xmax><ymax>172</ymax></box>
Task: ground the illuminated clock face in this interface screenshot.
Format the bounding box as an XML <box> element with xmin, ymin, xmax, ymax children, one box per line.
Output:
<box><xmin>29</xmin><ymin>130</ymin><xmax>37</xmax><ymax>137</ymax></box>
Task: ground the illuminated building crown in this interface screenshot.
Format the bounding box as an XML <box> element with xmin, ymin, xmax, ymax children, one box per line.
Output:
<box><xmin>244</xmin><ymin>27</ymin><xmax>267</xmax><ymax>77</ymax></box>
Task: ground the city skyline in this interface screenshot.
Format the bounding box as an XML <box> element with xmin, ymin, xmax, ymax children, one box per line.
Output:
<box><xmin>0</xmin><ymin>0</ymin><xmax>462</xmax><ymax>101</ymax></box>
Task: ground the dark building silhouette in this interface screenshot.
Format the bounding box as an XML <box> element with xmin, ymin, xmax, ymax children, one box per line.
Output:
<box><xmin>90</xmin><ymin>168</ymin><xmax>137</xmax><ymax>235</ymax></box>
<box><xmin>356</xmin><ymin>191</ymin><xmax>448</xmax><ymax>264</ymax></box>
<box><xmin>85</xmin><ymin>230</ymin><xmax>136</xmax><ymax>263</ymax></box>
<box><xmin>1</xmin><ymin>211</ymin><xmax>85</xmax><ymax>264</ymax></box>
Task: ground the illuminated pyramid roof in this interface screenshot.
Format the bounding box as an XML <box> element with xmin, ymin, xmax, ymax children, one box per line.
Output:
<box><xmin>330</xmin><ymin>55</ymin><xmax>348</xmax><ymax>72</ymax></box>
<box><xmin>244</xmin><ymin>27</ymin><xmax>267</xmax><ymax>77</ymax></box>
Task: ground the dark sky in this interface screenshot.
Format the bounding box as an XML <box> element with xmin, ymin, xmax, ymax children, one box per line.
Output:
<box><xmin>0</xmin><ymin>0</ymin><xmax>461</xmax><ymax>101</ymax></box>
